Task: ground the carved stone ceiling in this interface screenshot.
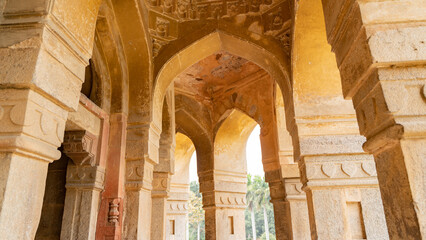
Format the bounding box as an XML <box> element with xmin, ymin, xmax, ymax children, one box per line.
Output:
<box><xmin>146</xmin><ymin>0</ymin><xmax>292</xmax><ymax>56</ymax></box>
<box><xmin>174</xmin><ymin>51</ymin><xmax>268</xmax><ymax>102</ymax></box>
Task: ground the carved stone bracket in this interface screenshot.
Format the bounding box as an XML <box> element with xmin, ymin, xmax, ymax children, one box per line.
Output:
<box><xmin>63</xmin><ymin>130</ymin><xmax>98</xmax><ymax>166</ymax></box>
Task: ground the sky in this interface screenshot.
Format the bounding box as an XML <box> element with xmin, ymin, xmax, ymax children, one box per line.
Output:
<box><xmin>189</xmin><ymin>125</ymin><xmax>263</xmax><ymax>182</ymax></box>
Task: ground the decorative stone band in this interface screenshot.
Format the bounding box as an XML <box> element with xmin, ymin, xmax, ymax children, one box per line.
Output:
<box><xmin>203</xmin><ymin>192</ymin><xmax>247</xmax><ymax>210</ymax></box>
<box><xmin>0</xmin><ymin>89</ymin><xmax>69</xmax><ymax>161</ymax></box>
<box><xmin>363</xmin><ymin>124</ymin><xmax>404</xmax><ymax>154</ymax></box>
<box><xmin>125</xmin><ymin>160</ymin><xmax>154</xmax><ymax>191</ymax></box>
<box><xmin>152</xmin><ymin>172</ymin><xmax>171</xmax><ymax>197</ymax></box>
<box><xmin>63</xmin><ymin>130</ymin><xmax>98</xmax><ymax>166</ymax></box>
<box><xmin>66</xmin><ymin>165</ymin><xmax>105</xmax><ymax>191</ymax></box>
<box><xmin>167</xmin><ymin>200</ymin><xmax>189</xmax><ymax>215</ymax></box>
<box><xmin>284</xmin><ymin>178</ymin><xmax>306</xmax><ymax>201</ymax></box>
<box><xmin>126</xmin><ymin>123</ymin><xmax>161</xmax><ymax>165</ymax></box>
<box><xmin>300</xmin><ymin>154</ymin><xmax>379</xmax><ymax>190</ymax></box>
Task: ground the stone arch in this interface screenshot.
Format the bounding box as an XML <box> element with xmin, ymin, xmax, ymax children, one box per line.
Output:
<box><xmin>175</xmin><ymin>108</ymin><xmax>213</xmax><ymax>174</ymax></box>
<box><xmin>111</xmin><ymin>0</ymin><xmax>153</xmax><ymax>123</ymax></box>
<box><xmin>156</xmin><ymin>87</ymin><xmax>176</xmax><ymax>173</ymax></box>
<box><xmin>173</xmin><ymin>132</ymin><xmax>195</xmax><ymax>187</ymax></box>
<box><xmin>91</xmin><ymin>0</ymin><xmax>130</xmax><ymax>114</ymax></box>
<box><xmin>214</xmin><ymin>109</ymin><xmax>258</xmax><ymax>174</ymax></box>
<box><xmin>152</xmin><ymin>31</ymin><xmax>292</xmax><ymax>139</ymax></box>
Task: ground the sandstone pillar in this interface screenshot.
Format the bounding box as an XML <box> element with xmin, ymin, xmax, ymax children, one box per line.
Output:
<box><xmin>0</xmin><ymin>89</ymin><xmax>70</xmax><ymax>239</ymax></box>
<box><xmin>321</xmin><ymin>0</ymin><xmax>426</xmax><ymax>238</ymax></box>
<box><xmin>298</xmin><ymin>132</ymin><xmax>388</xmax><ymax>240</ymax></box>
<box><xmin>96</xmin><ymin>113</ymin><xmax>127</xmax><ymax>240</ymax></box>
<box><xmin>0</xmin><ymin>1</ymin><xmax>101</xmax><ymax>237</ymax></box>
<box><xmin>200</xmin><ymin>170</ymin><xmax>247</xmax><ymax>240</ymax></box>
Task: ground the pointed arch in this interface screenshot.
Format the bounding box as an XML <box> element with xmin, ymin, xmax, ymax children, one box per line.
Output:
<box><xmin>152</xmin><ymin>31</ymin><xmax>292</xmax><ymax>136</ymax></box>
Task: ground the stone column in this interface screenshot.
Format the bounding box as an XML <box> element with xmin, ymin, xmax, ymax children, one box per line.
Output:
<box><xmin>0</xmin><ymin>0</ymin><xmax>101</xmax><ymax>238</ymax></box>
<box><xmin>61</xmin><ymin>131</ymin><xmax>105</xmax><ymax>240</ymax></box>
<box><xmin>298</xmin><ymin>131</ymin><xmax>388</xmax><ymax>239</ymax></box>
<box><xmin>282</xmin><ymin>164</ymin><xmax>311</xmax><ymax>240</ymax></box>
<box><xmin>151</xmin><ymin>172</ymin><xmax>171</xmax><ymax>240</ymax></box>
<box><xmin>200</xmin><ymin>170</ymin><xmax>247</xmax><ymax>240</ymax></box>
<box><xmin>167</xmin><ymin>184</ymin><xmax>190</xmax><ymax>240</ymax></box>
<box><xmin>123</xmin><ymin>124</ymin><xmax>160</xmax><ymax>239</ymax></box>
<box><xmin>321</xmin><ymin>0</ymin><xmax>426</xmax><ymax>238</ymax></box>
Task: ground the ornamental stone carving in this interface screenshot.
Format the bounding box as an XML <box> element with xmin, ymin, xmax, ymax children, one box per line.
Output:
<box><xmin>145</xmin><ymin>0</ymin><xmax>292</xmax><ymax>56</ymax></box>
<box><xmin>63</xmin><ymin>131</ymin><xmax>98</xmax><ymax>166</ymax></box>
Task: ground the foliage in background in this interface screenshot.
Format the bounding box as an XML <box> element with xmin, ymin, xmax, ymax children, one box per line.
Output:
<box><xmin>189</xmin><ymin>181</ymin><xmax>205</xmax><ymax>240</ymax></box>
<box><xmin>188</xmin><ymin>176</ymin><xmax>275</xmax><ymax>240</ymax></box>
<box><xmin>245</xmin><ymin>175</ymin><xmax>276</xmax><ymax>240</ymax></box>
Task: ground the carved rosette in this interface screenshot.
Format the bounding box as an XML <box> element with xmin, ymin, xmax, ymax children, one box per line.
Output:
<box><xmin>63</xmin><ymin>130</ymin><xmax>98</xmax><ymax>166</ymax></box>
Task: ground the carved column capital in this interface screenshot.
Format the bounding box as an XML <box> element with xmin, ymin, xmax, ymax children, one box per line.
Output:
<box><xmin>63</xmin><ymin>131</ymin><xmax>98</xmax><ymax>166</ymax></box>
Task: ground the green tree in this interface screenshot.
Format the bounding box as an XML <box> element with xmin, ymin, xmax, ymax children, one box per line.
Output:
<box><xmin>246</xmin><ymin>174</ymin><xmax>258</xmax><ymax>240</ymax></box>
<box><xmin>252</xmin><ymin>175</ymin><xmax>271</xmax><ymax>240</ymax></box>
<box><xmin>245</xmin><ymin>175</ymin><xmax>275</xmax><ymax>240</ymax></box>
<box><xmin>188</xmin><ymin>181</ymin><xmax>205</xmax><ymax>240</ymax></box>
